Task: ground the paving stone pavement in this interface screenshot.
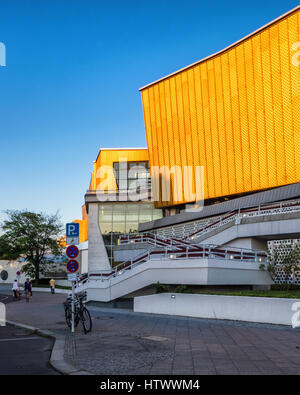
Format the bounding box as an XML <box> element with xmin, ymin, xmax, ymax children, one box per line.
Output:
<box><xmin>66</xmin><ymin>307</ymin><xmax>300</xmax><ymax>375</ymax></box>
<box><xmin>4</xmin><ymin>289</ymin><xmax>300</xmax><ymax>375</ymax></box>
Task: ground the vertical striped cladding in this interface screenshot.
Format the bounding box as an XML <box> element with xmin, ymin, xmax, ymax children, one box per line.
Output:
<box><xmin>141</xmin><ymin>8</ymin><xmax>300</xmax><ymax>208</ymax></box>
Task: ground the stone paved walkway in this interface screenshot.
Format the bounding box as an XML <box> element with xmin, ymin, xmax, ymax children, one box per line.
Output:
<box><xmin>4</xmin><ymin>288</ymin><xmax>300</xmax><ymax>375</ymax></box>
<box><xmin>66</xmin><ymin>307</ymin><xmax>300</xmax><ymax>375</ymax></box>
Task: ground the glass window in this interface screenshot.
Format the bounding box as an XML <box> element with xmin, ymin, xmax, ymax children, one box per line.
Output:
<box><xmin>99</xmin><ymin>204</ymin><xmax>113</xmax><ymax>222</ymax></box>
<box><xmin>105</xmin><ymin>246</ymin><xmax>113</xmax><ymax>260</ymax></box>
<box><xmin>99</xmin><ymin>222</ymin><xmax>112</xmax><ymax>235</ymax></box>
<box><xmin>102</xmin><ymin>233</ymin><xmax>112</xmax><ymax>246</ymax></box>
<box><xmin>98</xmin><ymin>201</ymin><xmax>163</xmax><ymax>265</ymax></box>
<box><xmin>112</xmin><ymin>204</ymin><xmax>126</xmax><ymax>222</ymax></box>
<box><xmin>125</xmin><ymin>222</ymin><xmax>138</xmax><ymax>233</ymax></box>
<box><xmin>153</xmin><ymin>209</ymin><xmax>163</xmax><ymax>220</ymax></box>
<box><xmin>112</xmin><ymin>222</ymin><xmax>125</xmax><ymax>234</ymax></box>
<box><xmin>125</xmin><ymin>204</ymin><xmax>139</xmax><ymax>222</ymax></box>
<box><xmin>139</xmin><ymin>204</ymin><xmax>153</xmax><ymax>222</ymax></box>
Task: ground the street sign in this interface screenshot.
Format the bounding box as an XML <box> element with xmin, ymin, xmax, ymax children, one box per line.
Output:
<box><xmin>66</xmin><ymin>245</ymin><xmax>79</xmax><ymax>259</ymax></box>
<box><xmin>67</xmin><ymin>259</ymin><xmax>79</xmax><ymax>273</ymax></box>
<box><xmin>66</xmin><ymin>223</ymin><xmax>79</xmax><ymax>245</ymax></box>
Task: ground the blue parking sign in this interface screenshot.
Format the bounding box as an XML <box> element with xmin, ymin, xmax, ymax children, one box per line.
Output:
<box><xmin>66</xmin><ymin>223</ymin><xmax>79</xmax><ymax>238</ymax></box>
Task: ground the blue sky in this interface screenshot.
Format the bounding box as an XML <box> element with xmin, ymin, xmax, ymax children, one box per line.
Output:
<box><xmin>0</xmin><ymin>0</ymin><xmax>298</xmax><ymax>227</ymax></box>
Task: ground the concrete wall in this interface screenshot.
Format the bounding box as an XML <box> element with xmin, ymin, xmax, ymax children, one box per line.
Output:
<box><xmin>0</xmin><ymin>261</ymin><xmax>26</xmax><ymax>284</ymax></box>
<box><xmin>134</xmin><ymin>293</ymin><xmax>300</xmax><ymax>326</ymax></box>
<box><xmin>198</xmin><ymin>216</ymin><xmax>300</xmax><ymax>247</ymax></box>
<box><xmin>87</xmin><ymin>203</ymin><xmax>111</xmax><ymax>273</ymax></box>
<box><xmin>113</xmin><ymin>243</ymin><xmax>149</xmax><ymax>262</ymax></box>
<box><xmin>82</xmin><ymin>257</ymin><xmax>273</xmax><ymax>302</ymax></box>
<box><xmin>223</xmin><ymin>238</ymin><xmax>268</xmax><ymax>251</ymax></box>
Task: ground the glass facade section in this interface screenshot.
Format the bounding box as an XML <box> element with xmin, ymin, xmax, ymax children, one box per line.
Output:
<box><xmin>113</xmin><ymin>161</ymin><xmax>151</xmax><ymax>191</ymax></box>
<box><xmin>98</xmin><ymin>202</ymin><xmax>162</xmax><ymax>266</ymax></box>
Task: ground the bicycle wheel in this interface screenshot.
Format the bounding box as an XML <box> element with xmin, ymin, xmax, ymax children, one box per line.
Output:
<box><xmin>64</xmin><ymin>306</ymin><xmax>72</xmax><ymax>328</ymax></box>
<box><xmin>81</xmin><ymin>307</ymin><xmax>92</xmax><ymax>334</ymax></box>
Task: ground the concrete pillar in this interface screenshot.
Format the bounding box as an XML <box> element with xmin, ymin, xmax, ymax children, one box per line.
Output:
<box><xmin>88</xmin><ymin>203</ymin><xmax>111</xmax><ymax>273</ymax></box>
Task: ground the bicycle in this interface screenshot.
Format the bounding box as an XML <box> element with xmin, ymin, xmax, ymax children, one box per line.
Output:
<box><xmin>25</xmin><ymin>289</ymin><xmax>31</xmax><ymax>302</ymax></box>
<box><xmin>13</xmin><ymin>289</ymin><xmax>21</xmax><ymax>301</ymax></box>
<box><xmin>64</xmin><ymin>291</ymin><xmax>92</xmax><ymax>334</ymax></box>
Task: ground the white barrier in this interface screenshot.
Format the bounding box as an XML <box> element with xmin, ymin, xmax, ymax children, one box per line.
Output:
<box><xmin>134</xmin><ymin>293</ymin><xmax>300</xmax><ymax>326</ymax></box>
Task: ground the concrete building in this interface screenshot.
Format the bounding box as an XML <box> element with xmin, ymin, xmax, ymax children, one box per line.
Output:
<box><xmin>74</xmin><ymin>6</ymin><xmax>300</xmax><ymax>301</ymax></box>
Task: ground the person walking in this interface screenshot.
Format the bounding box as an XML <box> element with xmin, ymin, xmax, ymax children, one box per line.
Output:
<box><xmin>12</xmin><ymin>279</ymin><xmax>20</xmax><ymax>300</ymax></box>
<box><xmin>49</xmin><ymin>278</ymin><xmax>55</xmax><ymax>294</ymax></box>
<box><xmin>24</xmin><ymin>278</ymin><xmax>32</xmax><ymax>302</ymax></box>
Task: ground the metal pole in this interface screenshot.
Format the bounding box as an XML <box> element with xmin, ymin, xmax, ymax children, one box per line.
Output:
<box><xmin>71</xmin><ymin>280</ymin><xmax>75</xmax><ymax>333</ymax></box>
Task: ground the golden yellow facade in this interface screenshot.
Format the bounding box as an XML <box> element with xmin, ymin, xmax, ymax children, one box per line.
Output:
<box><xmin>91</xmin><ymin>148</ymin><xmax>149</xmax><ymax>191</ymax></box>
<box><xmin>74</xmin><ymin>149</ymin><xmax>149</xmax><ymax>242</ymax></box>
<box><xmin>140</xmin><ymin>6</ymin><xmax>300</xmax><ymax>208</ymax></box>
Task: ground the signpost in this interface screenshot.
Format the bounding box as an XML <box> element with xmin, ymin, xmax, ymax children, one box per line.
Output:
<box><xmin>66</xmin><ymin>223</ymin><xmax>79</xmax><ymax>245</ymax></box>
<box><xmin>66</xmin><ymin>223</ymin><xmax>80</xmax><ymax>333</ymax></box>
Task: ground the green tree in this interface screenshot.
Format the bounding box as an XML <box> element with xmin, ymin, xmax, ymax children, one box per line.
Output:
<box><xmin>1</xmin><ymin>210</ymin><xmax>64</xmax><ymax>284</ymax></box>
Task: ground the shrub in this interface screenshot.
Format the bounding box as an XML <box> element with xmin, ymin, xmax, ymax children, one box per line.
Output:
<box><xmin>271</xmin><ymin>284</ymin><xmax>300</xmax><ymax>291</ymax></box>
<box><xmin>174</xmin><ymin>284</ymin><xmax>191</xmax><ymax>293</ymax></box>
<box><xmin>155</xmin><ymin>281</ymin><xmax>170</xmax><ymax>293</ymax></box>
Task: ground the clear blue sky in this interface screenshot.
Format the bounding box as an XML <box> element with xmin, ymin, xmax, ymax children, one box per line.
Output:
<box><xmin>0</xmin><ymin>0</ymin><xmax>298</xmax><ymax>226</ymax></box>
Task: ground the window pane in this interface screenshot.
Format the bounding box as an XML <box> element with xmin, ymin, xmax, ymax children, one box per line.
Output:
<box><xmin>112</xmin><ymin>206</ymin><xmax>126</xmax><ymax>222</ymax></box>
<box><xmin>102</xmin><ymin>233</ymin><xmax>112</xmax><ymax>246</ymax></box>
<box><xmin>139</xmin><ymin>212</ymin><xmax>152</xmax><ymax>222</ymax></box>
<box><xmin>126</xmin><ymin>205</ymin><xmax>139</xmax><ymax>222</ymax></box>
<box><xmin>125</xmin><ymin>222</ymin><xmax>138</xmax><ymax>233</ymax></box>
<box><xmin>112</xmin><ymin>222</ymin><xmax>125</xmax><ymax>234</ymax></box>
<box><xmin>105</xmin><ymin>246</ymin><xmax>113</xmax><ymax>259</ymax></box>
<box><xmin>99</xmin><ymin>205</ymin><xmax>113</xmax><ymax>222</ymax></box>
<box><xmin>119</xmin><ymin>162</ymin><xmax>127</xmax><ymax>170</ymax></box>
<box><xmin>153</xmin><ymin>209</ymin><xmax>163</xmax><ymax>220</ymax></box>
<box><xmin>99</xmin><ymin>222</ymin><xmax>112</xmax><ymax>235</ymax></box>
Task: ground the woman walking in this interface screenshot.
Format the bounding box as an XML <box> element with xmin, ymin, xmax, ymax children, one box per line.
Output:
<box><xmin>24</xmin><ymin>278</ymin><xmax>32</xmax><ymax>302</ymax></box>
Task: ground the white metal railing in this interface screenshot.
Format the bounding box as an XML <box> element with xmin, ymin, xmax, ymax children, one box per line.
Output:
<box><xmin>77</xmin><ymin>243</ymin><xmax>267</xmax><ymax>287</ymax></box>
<box><xmin>119</xmin><ymin>198</ymin><xmax>300</xmax><ymax>246</ymax></box>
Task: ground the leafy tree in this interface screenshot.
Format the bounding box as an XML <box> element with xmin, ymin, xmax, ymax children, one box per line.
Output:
<box><xmin>0</xmin><ymin>233</ymin><xmax>22</xmax><ymax>260</ymax></box>
<box><xmin>1</xmin><ymin>210</ymin><xmax>64</xmax><ymax>284</ymax></box>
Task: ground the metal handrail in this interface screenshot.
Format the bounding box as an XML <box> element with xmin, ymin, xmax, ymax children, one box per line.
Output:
<box><xmin>119</xmin><ymin>198</ymin><xmax>300</xmax><ymax>246</ymax></box>
<box><xmin>81</xmin><ymin>243</ymin><xmax>267</xmax><ymax>284</ymax></box>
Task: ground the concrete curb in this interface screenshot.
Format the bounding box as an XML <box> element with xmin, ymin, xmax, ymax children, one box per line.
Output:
<box><xmin>6</xmin><ymin>320</ymin><xmax>93</xmax><ymax>375</ymax></box>
<box><xmin>32</xmin><ymin>287</ymin><xmax>70</xmax><ymax>294</ymax></box>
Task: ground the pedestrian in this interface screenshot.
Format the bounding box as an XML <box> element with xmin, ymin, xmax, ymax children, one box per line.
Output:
<box><xmin>12</xmin><ymin>279</ymin><xmax>20</xmax><ymax>300</ymax></box>
<box><xmin>49</xmin><ymin>278</ymin><xmax>55</xmax><ymax>294</ymax></box>
<box><xmin>24</xmin><ymin>278</ymin><xmax>32</xmax><ymax>302</ymax></box>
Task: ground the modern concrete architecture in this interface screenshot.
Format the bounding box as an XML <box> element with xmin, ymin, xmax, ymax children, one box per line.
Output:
<box><xmin>74</xmin><ymin>6</ymin><xmax>300</xmax><ymax>301</ymax></box>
